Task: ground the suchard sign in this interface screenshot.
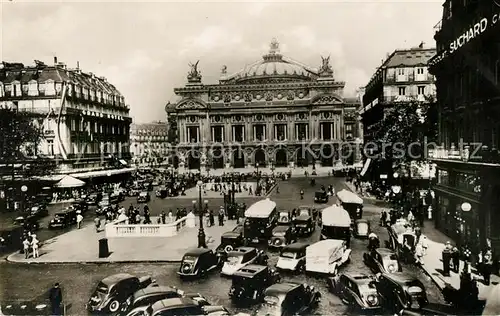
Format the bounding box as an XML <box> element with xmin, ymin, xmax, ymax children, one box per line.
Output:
<box><xmin>449</xmin><ymin>12</ymin><xmax>499</xmax><ymax>54</ymax></box>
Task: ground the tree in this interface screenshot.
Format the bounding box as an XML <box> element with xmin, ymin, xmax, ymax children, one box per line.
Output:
<box><xmin>372</xmin><ymin>97</ymin><xmax>437</xmax><ymax>170</ymax></box>
<box><xmin>0</xmin><ymin>107</ymin><xmax>54</xmax><ymax>178</ymax></box>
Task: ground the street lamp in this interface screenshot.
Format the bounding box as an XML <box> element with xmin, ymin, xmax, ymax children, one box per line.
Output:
<box><xmin>461</xmin><ymin>202</ymin><xmax>471</xmax><ymax>212</ymax></box>
<box><xmin>196</xmin><ymin>180</ymin><xmax>207</xmax><ymax>248</ymax></box>
<box><xmin>21</xmin><ymin>185</ymin><xmax>27</xmax><ymax>212</ymax></box>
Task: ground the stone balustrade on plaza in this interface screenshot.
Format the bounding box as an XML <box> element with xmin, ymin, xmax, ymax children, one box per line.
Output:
<box><xmin>105</xmin><ymin>214</ymin><xmax>196</xmax><ymax>238</ymax></box>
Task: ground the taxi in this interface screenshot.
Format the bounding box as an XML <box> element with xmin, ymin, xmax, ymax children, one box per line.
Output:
<box><xmin>276</xmin><ymin>242</ymin><xmax>308</xmax><ymax>273</ymax></box>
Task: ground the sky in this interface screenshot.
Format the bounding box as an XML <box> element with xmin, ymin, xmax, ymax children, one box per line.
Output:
<box><xmin>1</xmin><ymin>0</ymin><xmax>443</xmax><ymax>123</ymax></box>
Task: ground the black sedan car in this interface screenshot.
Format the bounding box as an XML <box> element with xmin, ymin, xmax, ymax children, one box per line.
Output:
<box><xmin>328</xmin><ymin>273</ymin><xmax>381</xmax><ymax>311</ymax></box>
<box><xmin>146</xmin><ymin>298</ymin><xmax>228</xmax><ymax>316</ymax></box>
<box><xmin>48</xmin><ymin>209</ymin><xmax>77</xmax><ymax>229</ymax></box>
<box><xmin>137</xmin><ymin>192</ymin><xmax>150</xmax><ymax>203</ymax></box>
<box><xmin>87</xmin><ymin>273</ymin><xmax>155</xmax><ymax>314</ymax></box>
<box><xmin>256</xmin><ymin>282</ymin><xmax>321</xmax><ymax>316</ymax></box>
<box><xmin>229</xmin><ymin>265</ymin><xmax>281</xmax><ymax>304</ymax></box>
<box><xmin>376</xmin><ymin>272</ymin><xmax>429</xmax><ymax>313</ymax></box>
<box><xmin>269</xmin><ymin>225</ymin><xmax>296</xmax><ymax>248</ymax></box>
<box><xmin>215</xmin><ymin>225</ymin><xmax>244</xmax><ymax>260</ymax></box>
<box><xmin>363</xmin><ymin>248</ymin><xmax>402</xmax><ymax>274</ymax></box>
<box><xmin>28</xmin><ymin>205</ymin><xmax>49</xmax><ymax>219</ymax></box>
<box><xmin>120</xmin><ymin>285</ymin><xmax>208</xmax><ymax>316</ymax></box>
<box><xmin>314</xmin><ymin>191</ymin><xmax>329</xmax><ymax>203</ymax></box>
<box><xmin>178</xmin><ymin>248</ymin><xmax>221</xmax><ymax>278</ymax></box>
<box><xmin>293</xmin><ymin>208</ymin><xmax>316</xmax><ymax>236</ymax></box>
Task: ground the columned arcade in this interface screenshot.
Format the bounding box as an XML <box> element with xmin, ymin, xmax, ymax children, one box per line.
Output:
<box><xmin>166</xmin><ymin>39</ymin><xmax>362</xmax><ymax>172</ymax></box>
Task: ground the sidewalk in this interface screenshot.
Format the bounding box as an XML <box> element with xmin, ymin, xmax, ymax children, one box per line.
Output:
<box><xmin>7</xmin><ymin>219</ymin><xmax>237</xmax><ymax>263</ymax></box>
<box><xmin>420</xmin><ymin>221</ymin><xmax>500</xmax><ymax>300</ymax></box>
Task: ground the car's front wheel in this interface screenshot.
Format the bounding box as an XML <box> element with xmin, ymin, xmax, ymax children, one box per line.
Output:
<box><xmin>108</xmin><ymin>300</ymin><xmax>121</xmax><ymax>313</ymax></box>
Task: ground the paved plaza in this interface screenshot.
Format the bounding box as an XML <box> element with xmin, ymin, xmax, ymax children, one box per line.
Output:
<box><xmin>7</xmin><ymin>218</ymin><xmax>238</xmax><ymax>263</ymax></box>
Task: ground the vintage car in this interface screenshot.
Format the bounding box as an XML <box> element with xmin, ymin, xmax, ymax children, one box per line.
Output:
<box><xmin>98</xmin><ymin>196</ymin><xmax>112</xmax><ymax>209</ymax></box>
<box><xmin>127</xmin><ymin>188</ymin><xmax>141</xmax><ymax>197</ymax></box>
<box><xmin>314</xmin><ymin>191</ymin><xmax>329</xmax><ymax>203</ymax></box>
<box><xmin>221</xmin><ymin>247</ymin><xmax>268</xmax><ymax>276</ymax></box>
<box><xmin>178</xmin><ymin>248</ymin><xmax>221</xmax><ymax>278</ymax></box>
<box><xmin>86</xmin><ymin>192</ymin><xmax>101</xmax><ymax>205</ymax></box>
<box><xmin>155</xmin><ymin>187</ymin><xmax>168</xmax><ymax>198</ymax></box>
<box><xmin>336</xmin><ymin>189</ymin><xmax>364</xmax><ymax>220</ymax></box>
<box><xmin>144</xmin><ymin>298</ymin><xmax>228</xmax><ymax>316</ymax></box>
<box><xmin>70</xmin><ymin>200</ymin><xmax>88</xmax><ymax>214</ymax></box>
<box><xmin>243</xmin><ymin>199</ymin><xmax>278</xmax><ymax>244</ymax></box>
<box><xmin>269</xmin><ymin>224</ymin><xmax>297</xmax><ymax>249</ymax></box>
<box><xmin>86</xmin><ymin>273</ymin><xmax>155</xmax><ymax>314</ymax></box>
<box><xmin>48</xmin><ymin>209</ymin><xmax>77</xmax><ymax>229</ymax></box>
<box><xmin>376</xmin><ymin>272</ymin><xmax>429</xmax><ymax>313</ymax></box>
<box><xmin>215</xmin><ymin>225</ymin><xmax>244</xmax><ymax>260</ymax></box>
<box><xmin>14</xmin><ymin>215</ymin><xmax>40</xmax><ymax>231</ymax></box>
<box><xmin>363</xmin><ymin>248</ymin><xmax>402</xmax><ymax>274</ymax></box>
<box><xmin>293</xmin><ymin>208</ymin><xmax>315</xmax><ymax>236</ymax></box>
<box><xmin>306</xmin><ymin>239</ymin><xmax>351</xmax><ymax>275</ymax></box>
<box><xmin>320</xmin><ymin>205</ymin><xmax>352</xmax><ymax>247</ymax></box>
<box><xmin>120</xmin><ymin>286</ymin><xmax>208</xmax><ymax>315</ymax></box>
<box><xmin>28</xmin><ymin>205</ymin><xmax>48</xmax><ymax>219</ymax></box>
<box><xmin>297</xmin><ymin>205</ymin><xmax>319</xmax><ymax>221</ymax></box>
<box><xmin>353</xmin><ymin>219</ymin><xmax>370</xmax><ymax>238</ymax></box>
<box><xmin>276</xmin><ymin>242</ymin><xmax>308</xmax><ymax>272</ymax></box>
<box><xmin>328</xmin><ymin>273</ymin><xmax>381</xmax><ymax>310</ymax></box>
<box><xmin>387</xmin><ymin>220</ymin><xmax>420</xmax><ymax>263</ymax></box>
<box><xmin>137</xmin><ymin>191</ymin><xmax>151</xmax><ymax>203</ymax></box>
<box><xmin>229</xmin><ymin>265</ymin><xmax>281</xmax><ymax>303</ymax></box>
<box><xmin>256</xmin><ymin>282</ymin><xmax>321</xmax><ymax>316</ymax></box>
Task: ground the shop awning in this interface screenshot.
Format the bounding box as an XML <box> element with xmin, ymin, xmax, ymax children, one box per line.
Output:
<box><xmin>71</xmin><ymin>167</ymin><xmax>135</xmax><ymax>179</ymax></box>
<box><xmin>55</xmin><ymin>175</ymin><xmax>86</xmax><ymax>188</ymax></box>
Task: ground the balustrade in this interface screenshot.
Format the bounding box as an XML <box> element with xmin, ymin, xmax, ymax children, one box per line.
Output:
<box><xmin>105</xmin><ymin>216</ymin><xmax>188</xmax><ymax>238</ymax></box>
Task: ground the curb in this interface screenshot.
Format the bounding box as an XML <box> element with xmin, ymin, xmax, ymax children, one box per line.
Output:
<box><xmin>265</xmin><ymin>183</ymin><xmax>278</xmax><ymax>198</ymax></box>
<box><xmin>5</xmin><ymin>255</ymin><xmax>182</xmax><ymax>264</ymax></box>
<box><xmin>419</xmin><ymin>264</ymin><xmax>447</xmax><ymax>292</ymax></box>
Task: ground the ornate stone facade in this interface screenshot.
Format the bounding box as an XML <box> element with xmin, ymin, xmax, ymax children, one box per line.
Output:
<box><xmin>166</xmin><ymin>40</ymin><xmax>361</xmax><ymax>172</ymax></box>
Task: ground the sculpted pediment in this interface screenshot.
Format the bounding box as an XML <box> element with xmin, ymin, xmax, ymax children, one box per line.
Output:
<box><xmin>176</xmin><ymin>98</ymin><xmax>207</xmax><ymax>110</ymax></box>
<box><xmin>311</xmin><ymin>93</ymin><xmax>343</xmax><ymax>105</ymax></box>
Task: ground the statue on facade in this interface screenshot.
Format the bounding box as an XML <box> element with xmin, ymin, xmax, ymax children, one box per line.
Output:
<box><xmin>187</xmin><ymin>60</ymin><xmax>202</xmax><ymax>82</ymax></box>
<box><xmin>221</xmin><ymin>65</ymin><xmax>227</xmax><ymax>75</ymax></box>
<box><xmin>320</xmin><ymin>56</ymin><xmax>332</xmax><ymax>72</ymax></box>
<box><xmin>269</xmin><ymin>38</ymin><xmax>280</xmax><ymax>54</ymax></box>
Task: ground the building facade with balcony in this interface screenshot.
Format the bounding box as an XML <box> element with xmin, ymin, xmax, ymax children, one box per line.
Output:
<box><xmin>0</xmin><ymin>59</ymin><xmax>132</xmax><ymax>179</ymax></box>
<box><xmin>130</xmin><ymin>121</ymin><xmax>169</xmax><ymax>167</ymax></box>
<box><xmin>358</xmin><ymin>47</ymin><xmax>437</xmax><ymax>183</ymax></box>
<box><xmin>429</xmin><ymin>0</ymin><xmax>500</xmax><ymax>253</ymax></box>
<box><xmin>165</xmin><ymin>39</ymin><xmax>362</xmax><ymax>172</ymax></box>
<box><xmin>360</xmin><ymin>46</ymin><xmax>437</xmax><ymax>143</ymax></box>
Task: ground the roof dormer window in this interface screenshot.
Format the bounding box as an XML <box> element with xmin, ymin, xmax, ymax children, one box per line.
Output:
<box><xmin>45</xmin><ymin>80</ymin><xmax>55</xmax><ymax>96</ymax></box>
<box><xmin>28</xmin><ymin>80</ymin><xmax>39</xmax><ymax>96</ymax></box>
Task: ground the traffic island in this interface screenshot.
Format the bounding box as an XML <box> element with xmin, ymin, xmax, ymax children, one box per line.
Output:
<box><xmin>6</xmin><ymin>218</ymin><xmax>237</xmax><ymax>264</ymax></box>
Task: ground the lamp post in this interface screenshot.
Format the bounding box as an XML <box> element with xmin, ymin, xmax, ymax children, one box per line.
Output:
<box><xmin>20</xmin><ymin>185</ymin><xmax>28</xmax><ymax>213</ymax></box>
<box><xmin>196</xmin><ymin>180</ymin><xmax>207</xmax><ymax>248</ymax></box>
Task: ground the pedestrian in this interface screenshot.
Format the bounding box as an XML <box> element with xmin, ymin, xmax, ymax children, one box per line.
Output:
<box><xmin>23</xmin><ymin>237</ymin><xmax>31</xmax><ymax>259</ymax></box>
<box><xmin>48</xmin><ymin>283</ymin><xmax>63</xmax><ymax>316</ymax></box>
<box><xmin>421</xmin><ymin>236</ymin><xmax>428</xmax><ymax>255</ymax></box>
<box><xmin>168</xmin><ymin>210</ymin><xmax>173</xmax><ymax>223</ymax></box>
<box><xmin>380</xmin><ymin>211</ymin><xmax>387</xmax><ymax>227</ymax></box>
<box><xmin>205</xmin><ymin>211</ymin><xmax>210</xmax><ymax>227</ymax></box>
<box><xmin>76</xmin><ymin>212</ymin><xmax>83</xmax><ymax>229</ymax></box>
<box><xmin>94</xmin><ymin>216</ymin><xmax>101</xmax><ymax>232</ymax></box>
<box><xmin>161</xmin><ymin>211</ymin><xmax>166</xmax><ymax>224</ymax></box>
<box><xmin>451</xmin><ymin>246</ymin><xmax>460</xmax><ymax>273</ymax></box>
<box><xmin>300</xmin><ymin>189</ymin><xmax>304</xmax><ymax>200</ymax></box>
<box><xmin>415</xmin><ymin>242</ymin><xmax>424</xmax><ymax>265</ymax></box>
<box><xmin>209</xmin><ymin>210</ymin><xmax>215</xmax><ymax>227</ymax></box>
<box><xmin>218</xmin><ymin>207</ymin><xmax>224</xmax><ymax>226</ymax></box>
<box><xmin>481</xmin><ymin>248</ymin><xmax>493</xmax><ymax>285</ymax></box>
<box><xmin>31</xmin><ymin>234</ymin><xmax>39</xmax><ymax>258</ymax></box>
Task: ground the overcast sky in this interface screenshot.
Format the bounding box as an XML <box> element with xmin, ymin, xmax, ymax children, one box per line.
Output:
<box><xmin>1</xmin><ymin>0</ymin><xmax>443</xmax><ymax>123</ymax></box>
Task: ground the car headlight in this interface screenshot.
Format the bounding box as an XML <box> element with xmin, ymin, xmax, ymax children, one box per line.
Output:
<box><xmin>366</xmin><ymin>294</ymin><xmax>378</xmax><ymax>305</ymax></box>
<box><xmin>387</xmin><ymin>264</ymin><xmax>396</xmax><ymax>272</ymax></box>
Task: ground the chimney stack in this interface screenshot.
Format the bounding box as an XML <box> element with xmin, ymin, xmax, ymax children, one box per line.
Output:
<box><xmin>77</xmin><ymin>61</ymin><xmax>80</xmax><ymax>70</ymax></box>
<box><xmin>54</xmin><ymin>56</ymin><xmax>58</xmax><ymax>65</ymax></box>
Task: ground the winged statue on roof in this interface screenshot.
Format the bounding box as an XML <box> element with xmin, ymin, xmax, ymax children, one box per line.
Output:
<box><xmin>188</xmin><ymin>60</ymin><xmax>201</xmax><ymax>78</ymax></box>
<box><xmin>320</xmin><ymin>55</ymin><xmax>332</xmax><ymax>73</ymax></box>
